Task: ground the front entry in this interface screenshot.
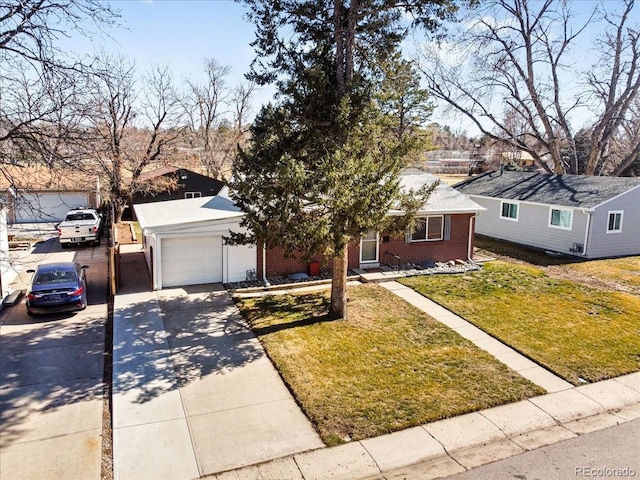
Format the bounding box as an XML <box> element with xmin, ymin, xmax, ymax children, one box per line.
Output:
<box><xmin>360</xmin><ymin>230</ymin><xmax>379</xmax><ymax>268</ymax></box>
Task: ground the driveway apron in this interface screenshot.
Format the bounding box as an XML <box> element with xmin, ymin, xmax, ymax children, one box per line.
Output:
<box><xmin>112</xmin><ymin>245</ymin><xmax>322</xmax><ymax>480</ymax></box>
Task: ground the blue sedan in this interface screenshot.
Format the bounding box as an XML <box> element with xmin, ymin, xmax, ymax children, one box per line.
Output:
<box><xmin>26</xmin><ymin>262</ymin><xmax>89</xmax><ymax>315</ymax></box>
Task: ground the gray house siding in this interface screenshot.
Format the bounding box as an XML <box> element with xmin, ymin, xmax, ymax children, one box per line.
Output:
<box><xmin>473</xmin><ymin>196</ymin><xmax>588</xmax><ymax>254</ymax></box>
<box><xmin>586</xmin><ymin>187</ymin><xmax>640</xmax><ymax>259</ymax></box>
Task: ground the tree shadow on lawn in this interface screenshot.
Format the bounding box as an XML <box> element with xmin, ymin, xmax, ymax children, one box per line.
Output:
<box><xmin>237</xmin><ymin>292</ymin><xmax>338</xmax><ymax>336</ymax></box>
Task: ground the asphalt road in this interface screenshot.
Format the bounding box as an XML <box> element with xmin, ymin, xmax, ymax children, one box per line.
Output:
<box><xmin>444</xmin><ymin>419</ymin><xmax>640</xmax><ymax>480</ymax></box>
<box><xmin>0</xmin><ymin>236</ymin><xmax>109</xmax><ymax>480</ymax></box>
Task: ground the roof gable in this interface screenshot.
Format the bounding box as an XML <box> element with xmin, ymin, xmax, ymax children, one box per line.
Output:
<box><xmin>454</xmin><ymin>171</ymin><xmax>640</xmax><ymax>208</ymax></box>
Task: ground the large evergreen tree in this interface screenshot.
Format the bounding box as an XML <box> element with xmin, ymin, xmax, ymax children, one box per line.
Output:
<box><xmin>231</xmin><ymin>0</ymin><xmax>459</xmax><ymax>318</ymax></box>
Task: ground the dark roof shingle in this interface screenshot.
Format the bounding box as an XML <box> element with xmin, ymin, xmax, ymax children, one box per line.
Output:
<box><xmin>454</xmin><ymin>171</ymin><xmax>640</xmax><ymax>208</ymax></box>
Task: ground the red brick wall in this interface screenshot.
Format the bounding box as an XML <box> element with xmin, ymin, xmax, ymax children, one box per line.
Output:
<box><xmin>379</xmin><ymin>214</ymin><xmax>474</xmax><ymax>265</ymax></box>
<box><xmin>258</xmin><ymin>214</ymin><xmax>476</xmax><ymax>278</ymax></box>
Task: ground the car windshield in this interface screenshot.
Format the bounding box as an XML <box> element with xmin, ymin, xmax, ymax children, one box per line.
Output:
<box><xmin>35</xmin><ymin>270</ymin><xmax>77</xmax><ymax>285</ymax></box>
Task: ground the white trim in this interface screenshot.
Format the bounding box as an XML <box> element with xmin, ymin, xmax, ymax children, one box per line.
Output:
<box><xmin>548</xmin><ymin>207</ymin><xmax>573</xmax><ymax>230</ymax></box>
<box><xmin>359</xmin><ymin>230</ymin><xmax>379</xmax><ymax>264</ymax></box>
<box><xmin>606</xmin><ymin>210</ymin><xmax>624</xmax><ymax>233</ymax></box>
<box><xmin>589</xmin><ymin>184</ymin><xmax>640</xmax><ymax>210</ymax></box>
<box><xmin>499</xmin><ymin>200</ymin><xmax>519</xmax><ymax>221</ymax></box>
<box><xmin>410</xmin><ymin>215</ymin><xmax>444</xmax><ymax>242</ymax></box>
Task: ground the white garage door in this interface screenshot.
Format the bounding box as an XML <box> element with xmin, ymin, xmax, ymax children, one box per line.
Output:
<box><xmin>15</xmin><ymin>193</ymin><xmax>90</xmax><ymax>223</ymax></box>
<box><xmin>161</xmin><ymin>235</ymin><xmax>223</xmax><ymax>288</ymax></box>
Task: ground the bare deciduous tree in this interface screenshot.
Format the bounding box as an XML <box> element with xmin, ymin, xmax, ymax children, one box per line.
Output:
<box><xmin>82</xmin><ymin>54</ymin><xmax>184</xmax><ymax>222</ymax></box>
<box><xmin>417</xmin><ymin>0</ymin><xmax>639</xmax><ymax>176</ymax></box>
<box><xmin>181</xmin><ymin>58</ymin><xmax>231</xmax><ymax>178</ymax></box>
<box><xmin>0</xmin><ymin>0</ymin><xmax>118</xmax><ymax>167</ymax></box>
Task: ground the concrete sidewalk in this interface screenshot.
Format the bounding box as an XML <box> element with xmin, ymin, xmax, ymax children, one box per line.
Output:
<box><xmin>113</xmin><ymin>247</ymin><xmax>640</xmax><ymax>480</ymax></box>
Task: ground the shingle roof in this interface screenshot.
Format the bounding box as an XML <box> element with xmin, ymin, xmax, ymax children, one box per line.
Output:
<box><xmin>0</xmin><ymin>165</ymin><xmax>98</xmax><ymax>191</ymax></box>
<box><xmin>393</xmin><ymin>170</ymin><xmax>485</xmax><ymax>214</ymax></box>
<box><xmin>454</xmin><ymin>171</ymin><xmax>640</xmax><ymax>209</ymax></box>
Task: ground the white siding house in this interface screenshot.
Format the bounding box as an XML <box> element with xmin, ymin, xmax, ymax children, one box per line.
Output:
<box><xmin>455</xmin><ymin>171</ymin><xmax>640</xmax><ymax>259</ymax></box>
<box><xmin>133</xmin><ymin>192</ymin><xmax>256</xmax><ymax>289</ymax></box>
<box><xmin>0</xmin><ymin>166</ymin><xmax>100</xmax><ymax>223</ymax></box>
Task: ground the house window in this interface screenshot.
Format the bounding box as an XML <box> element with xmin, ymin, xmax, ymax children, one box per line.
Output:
<box><xmin>185</xmin><ymin>192</ymin><xmax>202</xmax><ymax>199</ymax></box>
<box><xmin>411</xmin><ymin>216</ymin><xmax>444</xmax><ymax>242</ymax></box>
<box><xmin>360</xmin><ymin>230</ymin><xmax>378</xmax><ymax>263</ymax></box>
<box><xmin>607</xmin><ymin>211</ymin><xmax>623</xmax><ymax>233</ymax></box>
<box><xmin>549</xmin><ymin>208</ymin><xmax>572</xmax><ymax>230</ymax></box>
<box><xmin>500</xmin><ymin>201</ymin><xmax>518</xmax><ymax>220</ymax></box>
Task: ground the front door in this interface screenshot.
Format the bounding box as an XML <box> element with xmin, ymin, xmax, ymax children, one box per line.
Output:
<box><xmin>360</xmin><ymin>230</ymin><xmax>379</xmax><ymax>267</ymax></box>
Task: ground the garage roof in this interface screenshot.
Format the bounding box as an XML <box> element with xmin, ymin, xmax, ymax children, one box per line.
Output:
<box><xmin>134</xmin><ymin>194</ymin><xmax>243</xmax><ymax>229</ymax></box>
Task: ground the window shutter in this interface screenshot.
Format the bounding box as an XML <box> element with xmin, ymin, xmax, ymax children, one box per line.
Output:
<box><xmin>444</xmin><ymin>215</ymin><xmax>451</xmax><ymax>240</ymax></box>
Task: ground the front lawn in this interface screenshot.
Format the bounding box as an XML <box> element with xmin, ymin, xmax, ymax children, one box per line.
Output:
<box><xmin>400</xmin><ymin>261</ymin><xmax>640</xmax><ymax>385</ymax></box>
<box><xmin>236</xmin><ymin>284</ymin><xmax>543</xmax><ymax>446</ymax></box>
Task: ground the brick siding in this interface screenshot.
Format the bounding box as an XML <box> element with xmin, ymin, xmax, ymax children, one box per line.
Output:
<box><xmin>258</xmin><ymin>213</ymin><xmax>476</xmax><ymax>278</ymax></box>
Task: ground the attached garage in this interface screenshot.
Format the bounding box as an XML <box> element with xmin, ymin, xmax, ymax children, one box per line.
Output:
<box><xmin>134</xmin><ymin>191</ymin><xmax>257</xmax><ymax>289</ymax></box>
<box><xmin>160</xmin><ymin>235</ymin><xmax>223</xmax><ymax>287</ymax></box>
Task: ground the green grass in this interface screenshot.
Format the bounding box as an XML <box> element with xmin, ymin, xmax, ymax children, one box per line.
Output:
<box><xmin>400</xmin><ymin>261</ymin><xmax>640</xmax><ymax>385</ymax></box>
<box><xmin>236</xmin><ymin>284</ymin><xmax>543</xmax><ymax>446</ymax></box>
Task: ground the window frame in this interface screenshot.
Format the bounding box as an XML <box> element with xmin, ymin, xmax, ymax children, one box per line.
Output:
<box><xmin>360</xmin><ymin>230</ymin><xmax>379</xmax><ymax>263</ymax></box>
<box><xmin>606</xmin><ymin>211</ymin><xmax>624</xmax><ymax>233</ymax></box>
<box><xmin>548</xmin><ymin>207</ymin><xmax>573</xmax><ymax>230</ymax></box>
<box><xmin>410</xmin><ymin>215</ymin><xmax>444</xmax><ymax>242</ymax></box>
<box><xmin>185</xmin><ymin>192</ymin><xmax>202</xmax><ymax>199</ymax></box>
<box><xmin>500</xmin><ymin>201</ymin><xmax>519</xmax><ymax>221</ymax></box>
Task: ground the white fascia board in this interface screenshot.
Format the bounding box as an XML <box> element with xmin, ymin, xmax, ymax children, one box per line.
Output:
<box><xmin>588</xmin><ymin>184</ymin><xmax>640</xmax><ymax>211</ymax></box>
<box><xmin>467</xmin><ymin>193</ymin><xmax>587</xmax><ymax>211</ymax></box>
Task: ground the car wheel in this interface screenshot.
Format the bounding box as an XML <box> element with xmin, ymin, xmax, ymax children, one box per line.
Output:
<box><xmin>60</xmin><ymin>243</ymin><xmax>68</xmax><ymax>249</ymax></box>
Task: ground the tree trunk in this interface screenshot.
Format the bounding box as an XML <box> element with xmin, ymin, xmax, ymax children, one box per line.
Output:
<box><xmin>329</xmin><ymin>244</ymin><xmax>349</xmax><ymax>319</ymax></box>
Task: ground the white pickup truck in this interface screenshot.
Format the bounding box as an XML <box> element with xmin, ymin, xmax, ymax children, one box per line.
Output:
<box><xmin>57</xmin><ymin>209</ymin><xmax>103</xmax><ymax>248</ymax></box>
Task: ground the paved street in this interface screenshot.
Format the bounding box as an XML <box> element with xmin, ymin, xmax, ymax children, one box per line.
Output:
<box><xmin>443</xmin><ymin>419</ymin><xmax>640</xmax><ymax>480</ymax></box>
<box><xmin>0</xmin><ymin>236</ymin><xmax>108</xmax><ymax>480</ymax></box>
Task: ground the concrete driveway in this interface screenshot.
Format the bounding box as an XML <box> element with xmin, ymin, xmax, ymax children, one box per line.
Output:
<box><xmin>0</xmin><ymin>236</ymin><xmax>108</xmax><ymax>480</ymax></box>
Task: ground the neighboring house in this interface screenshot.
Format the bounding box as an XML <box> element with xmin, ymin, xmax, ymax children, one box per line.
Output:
<box><xmin>132</xmin><ymin>166</ymin><xmax>225</xmax><ymax>203</ymax></box>
<box><xmin>134</xmin><ymin>171</ymin><xmax>485</xmax><ymax>289</ymax></box>
<box><xmin>0</xmin><ymin>166</ymin><xmax>100</xmax><ymax>223</ymax></box>
<box><xmin>454</xmin><ymin>171</ymin><xmax>640</xmax><ymax>259</ymax></box>
<box><xmin>0</xmin><ymin>207</ymin><xmax>13</xmax><ymax>302</ymax></box>
<box><xmin>127</xmin><ymin>166</ymin><xmax>226</xmax><ymax>221</ymax></box>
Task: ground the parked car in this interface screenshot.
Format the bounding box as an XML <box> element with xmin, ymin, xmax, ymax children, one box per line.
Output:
<box><xmin>26</xmin><ymin>262</ymin><xmax>89</xmax><ymax>315</ymax></box>
<box><xmin>57</xmin><ymin>208</ymin><xmax>103</xmax><ymax>247</ymax></box>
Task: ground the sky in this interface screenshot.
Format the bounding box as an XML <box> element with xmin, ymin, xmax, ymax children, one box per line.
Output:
<box><xmin>59</xmin><ymin>0</ymin><xmax>276</xmax><ymax>116</ymax></box>
<box><xmin>55</xmin><ymin>0</ymin><xmax>628</xmax><ymax>137</ymax></box>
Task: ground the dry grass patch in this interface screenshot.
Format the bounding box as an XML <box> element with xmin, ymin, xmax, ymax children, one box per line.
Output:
<box><xmin>475</xmin><ymin>236</ymin><xmax>640</xmax><ymax>295</ymax></box>
<box><xmin>236</xmin><ymin>284</ymin><xmax>543</xmax><ymax>446</ymax></box>
<box><xmin>401</xmin><ymin>261</ymin><xmax>640</xmax><ymax>386</ymax></box>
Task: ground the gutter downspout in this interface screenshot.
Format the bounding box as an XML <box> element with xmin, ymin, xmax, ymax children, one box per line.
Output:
<box><xmin>262</xmin><ymin>243</ymin><xmax>271</xmax><ymax>286</ymax></box>
<box><xmin>581</xmin><ymin>210</ymin><xmax>592</xmax><ymax>257</ymax></box>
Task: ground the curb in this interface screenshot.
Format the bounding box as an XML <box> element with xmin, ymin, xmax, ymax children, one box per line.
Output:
<box><xmin>207</xmin><ymin>373</ymin><xmax>640</xmax><ymax>480</ymax></box>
